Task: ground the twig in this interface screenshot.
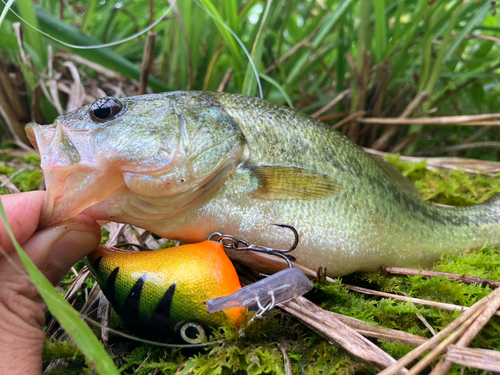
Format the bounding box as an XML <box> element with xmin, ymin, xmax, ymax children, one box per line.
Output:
<box><xmin>280</xmin><ymin>297</ymin><xmax>406</xmax><ymax>373</ymax></box>
<box><xmin>0</xmin><ymin>92</ymin><xmax>29</xmax><ymax>145</ymax></box>
<box><xmin>382</xmin><ymin>267</ymin><xmax>500</xmax><ymax>289</ymax></box>
<box><xmin>63</xmin><ymin>54</ymin><xmax>121</xmax><ymax>79</ymax></box>
<box><xmin>404</xmin><ymin>310</ymin><xmax>482</xmax><ymax>375</ymax></box>
<box><xmin>345</xmin><ymin>51</ymin><xmax>371</xmax><ymax>143</ymax></box>
<box><xmin>413</xmin><ymin>142</ymin><xmax>500</xmax><ymax>156</ymax></box>
<box><xmin>105</xmin><ymin>222</ymin><xmax>127</xmax><ymax>246</ymax></box>
<box><xmin>333</xmin><ymin>110</ymin><xmax>366</xmax><ymax>130</ymax></box>
<box><xmin>265</xmin><ymin>21</ymin><xmax>321</xmax><ymax>74</ymax></box>
<box><xmin>139</xmin><ymin>31</ymin><xmax>156</xmax><ymax>95</ymax></box>
<box><xmin>445</xmin><ymin>346</ymin><xmax>500</xmax><ymax>372</ymax></box>
<box><xmin>60</xmin><ymin>62</ymin><xmax>85</xmax><ymax>112</ymax></box>
<box><xmin>429</xmin><ymin>284</ymin><xmax>500</xmax><ymax>374</ymax></box>
<box><xmin>0</xmin><ymin>174</ymin><xmax>20</xmax><ymax>194</ymax></box>
<box><xmin>377</xmin><ymin>287</ymin><xmax>500</xmax><ymax>375</ymax></box>
<box><xmin>0</xmin><ymin>150</ymin><xmax>31</xmax><ymax>157</ymax></box>
<box><xmin>217</xmin><ymin>68</ymin><xmax>234</xmax><ymax>92</ymax></box>
<box><xmin>359</xmin><ymin>113</ymin><xmax>500</xmax><ymax>125</ymax></box>
<box><xmin>461</xmin><ymin>126</ymin><xmax>492</xmax><ymax>145</ymax></box>
<box><xmin>276</xmin><ymin>343</ymin><xmax>292</xmax><ymax>375</ymax></box>
<box><xmin>330</xmin><ymin>311</ymin><xmax>429</xmax><ymax>348</ymax></box>
<box><xmin>389</xmin><ymin>132</ymin><xmax>418</xmax><ymax>153</ymax></box>
<box><xmin>317</xmin><ymin>113</ymin><xmax>344</xmax><ymax>122</ymax></box>
<box><xmin>135</xmin><ymin>349</ymin><xmax>153</xmax><ymax>373</ymax></box>
<box><xmin>363</xmin><ymin>148</ymin><xmax>500</xmax><ymax>176</ymax></box>
<box><xmin>344</xmin><ymin>284</ymin><xmax>498</xmax><ymax>315</ymax></box>
<box><xmin>416</xmin><ymin>313</ymin><xmax>436</xmax><ymax>336</ymax></box>
<box><xmin>371</xmin><ymin>91</ymin><xmax>428</xmax><ymax>151</ymax></box>
<box><xmin>311</xmin><ymin>89</ymin><xmax>351</xmax><ymax>118</ymax></box>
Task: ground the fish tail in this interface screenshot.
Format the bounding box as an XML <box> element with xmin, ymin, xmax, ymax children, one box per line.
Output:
<box><xmin>462</xmin><ymin>193</ymin><xmax>500</xmax><ymax>224</ymax></box>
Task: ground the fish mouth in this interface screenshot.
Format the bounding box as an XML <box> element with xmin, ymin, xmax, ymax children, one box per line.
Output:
<box><xmin>26</xmin><ymin>122</ymin><xmax>126</xmax><ymax>227</ymax></box>
<box><xmin>39</xmin><ymin>167</ymin><xmax>126</xmax><ymax>228</ymax></box>
<box><xmin>25</xmin><ymin>124</ymin><xmax>39</xmax><ymax>151</ymax></box>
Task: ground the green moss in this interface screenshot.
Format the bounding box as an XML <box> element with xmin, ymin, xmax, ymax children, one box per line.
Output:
<box><xmin>11</xmin><ymin>169</ymin><xmax>43</xmax><ymax>191</ymax></box>
<box><xmin>42</xmin><ymin>339</ymin><xmax>88</xmax><ymax>374</ymax></box>
<box><xmin>43</xmin><ymin>339</ymin><xmax>82</xmax><ymax>362</ymax></box>
<box><xmin>0</xmin><ymin>157</ymin><xmax>43</xmax><ymax>193</ymax></box>
<box><xmin>384</xmin><ymin>154</ymin><xmax>500</xmax><ymax>206</ymax></box>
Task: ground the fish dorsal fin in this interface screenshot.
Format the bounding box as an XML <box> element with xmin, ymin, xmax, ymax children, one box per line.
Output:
<box><xmin>369</xmin><ymin>155</ymin><xmax>422</xmax><ymax>199</ymax></box>
<box><xmin>248</xmin><ymin>166</ymin><xmax>342</xmax><ymax>200</ymax></box>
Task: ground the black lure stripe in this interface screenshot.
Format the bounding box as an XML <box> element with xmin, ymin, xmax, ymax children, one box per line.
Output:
<box><xmin>149</xmin><ymin>283</ymin><xmax>176</xmax><ymax>331</ymax></box>
<box><xmin>124</xmin><ymin>273</ymin><xmax>147</xmax><ymax>317</ymax></box>
<box><xmin>92</xmin><ymin>256</ymin><xmax>103</xmax><ymax>272</ymax></box>
<box><xmin>106</xmin><ymin>267</ymin><xmax>120</xmax><ymax>304</ymax></box>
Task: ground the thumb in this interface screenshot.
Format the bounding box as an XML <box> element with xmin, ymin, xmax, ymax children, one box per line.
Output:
<box><xmin>7</xmin><ymin>214</ymin><xmax>101</xmax><ymax>285</ymax></box>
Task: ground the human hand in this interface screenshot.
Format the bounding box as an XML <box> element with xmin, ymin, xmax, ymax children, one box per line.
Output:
<box><xmin>0</xmin><ymin>191</ymin><xmax>101</xmax><ymax>374</ymax></box>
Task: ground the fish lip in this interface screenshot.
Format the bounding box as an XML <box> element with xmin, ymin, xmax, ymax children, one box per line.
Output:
<box><xmin>25</xmin><ymin>122</ymin><xmax>40</xmax><ymax>151</ymax></box>
<box><xmin>39</xmin><ymin>167</ymin><xmax>126</xmax><ymax>228</ymax></box>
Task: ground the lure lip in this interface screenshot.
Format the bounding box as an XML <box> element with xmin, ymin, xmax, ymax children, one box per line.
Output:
<box><xmin>205</xmin><ymin>268</ymin><xmax>313</xmax><ymax>313</ymax></box>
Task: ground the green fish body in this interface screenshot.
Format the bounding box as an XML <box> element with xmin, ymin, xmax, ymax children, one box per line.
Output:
<box><xmin>26</xmin><ymin>92</ymin><xmax>500</xmax><ymax>276</ymax></box>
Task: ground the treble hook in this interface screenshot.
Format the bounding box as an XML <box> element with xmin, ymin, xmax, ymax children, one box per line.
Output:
<box><xmin>209</xmin><ymin>224</ymin><xmax>299</xmax><ymax>268</ymax></box>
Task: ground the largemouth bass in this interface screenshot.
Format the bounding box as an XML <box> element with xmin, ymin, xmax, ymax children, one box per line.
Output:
<box><xmin>25</xmin><ymin>92</ymin><xmax>500</xmax><ymax>276</ymax></box>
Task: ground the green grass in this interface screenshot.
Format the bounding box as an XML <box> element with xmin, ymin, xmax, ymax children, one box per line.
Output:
<box><xmin>1</xmin><ymin>0</ymin><xmax>499</xmax><ymax>146</ymax></box>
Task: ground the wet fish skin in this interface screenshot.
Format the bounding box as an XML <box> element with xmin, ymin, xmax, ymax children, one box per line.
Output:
<box><xmin>26</xmin><ymin>92</ymin><xmax>500</xmax><ymax>276</ymax></box>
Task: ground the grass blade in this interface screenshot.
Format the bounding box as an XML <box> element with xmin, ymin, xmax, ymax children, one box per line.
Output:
<box><xmin>443</xmin><ymin>1</ymin><xmax>491</xmax><ymax>63</ymax></box>
<box><xmin>1</xmin><ymin>2</ymin><xmax>170</xmax><ymax>92</ymax></box>
<box><xmin>373</xmin><ymin>0</ymin><xmax>386</xmax><ymax>62</ymax></box>
<box><xmin>196</xmin><ymin>0</ymin><xmax>245</xmax><ymax>72</ymax></box>
<box><xmin>285</xmin><ymin>0</ymin><xmax>353</xmax><ymax>87</ymax></box>
<box><xmin>259</xmin><ymin>73</ymin><xmax>294</xmax><ymax>108</ymax></box>
<box><xmin>15</xmin><ymin>0</ymin><xmax>47</xmax><ymax>70</ymax></box>
<box><xmin>0</xmin><ymin>0</ymin><xmax>14</xmax><ymax>28</ymax></box>
<box><xmin>241</xmin><ymin>0</ymin><xmax>272</xmax><ymax>97</ymax></box>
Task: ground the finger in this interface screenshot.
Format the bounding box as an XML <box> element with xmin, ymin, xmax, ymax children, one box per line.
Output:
<box><xmin>0</xmin><ymin>191</ymin><xmax>45</xmax><ymax>253</ymax></box>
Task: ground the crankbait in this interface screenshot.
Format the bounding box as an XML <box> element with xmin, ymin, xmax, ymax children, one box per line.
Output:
<box><xmin>86</xmin><ymin>225</ymin><xmax>313</xmax><ymax>344</ymax></box>
<box><xmin>87</xmin><ymin>240</ymin><xmax>243</xmax><ymax>344</ymax></box>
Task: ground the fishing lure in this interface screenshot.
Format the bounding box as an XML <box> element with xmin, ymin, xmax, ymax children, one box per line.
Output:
<box><xmin>86</xmin><ymin>225</ymin><xmax>313</xmax><ymax>344</ymax></box>
<box><xmin>87</xmin><ymin>240</ymin><xmax>243</xmax><ymax>344</ymax></box>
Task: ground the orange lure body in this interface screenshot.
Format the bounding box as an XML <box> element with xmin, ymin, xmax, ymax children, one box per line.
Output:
<box><xmin>87</xmin><ymin>241</ymin><xmax>243</xmax><ymax>342</ymax></box>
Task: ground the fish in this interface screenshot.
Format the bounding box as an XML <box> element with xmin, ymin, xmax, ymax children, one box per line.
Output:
<box><xmin>86</xmin><ymin>241</ymin><xmax>243</xmax><ymax>343</ymax></box>
<box><xmin>25</xmin><ymin>91</ymin><xmax>500</xmax><ymax>276</ymax></box>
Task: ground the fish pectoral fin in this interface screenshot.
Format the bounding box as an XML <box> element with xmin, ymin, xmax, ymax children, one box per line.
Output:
<box><xmin>248</xmin><ymin>166</ymin><xmax>342</xmax><ymax>200</ymax></box>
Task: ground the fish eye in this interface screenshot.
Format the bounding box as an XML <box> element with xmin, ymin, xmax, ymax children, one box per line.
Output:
<box><xmin>179</xmin><ymin>322</ymin><xmax>206</xmax><ymax>344</ymax></box>
<box><xmin>89</xmin><ymin>97</ymin><xmax>124</xmax><ymax>122</ymax></box>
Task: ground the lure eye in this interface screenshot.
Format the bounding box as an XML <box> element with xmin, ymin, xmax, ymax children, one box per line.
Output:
<box><xmin>89</xmin><ymin>97</ymin><xmax>124</xmax><ymax>122</ymax></box>
<box><xmin>180</xmin><ymin>322</ymin><xmax>206</xmax><ymax>344</ymax></box>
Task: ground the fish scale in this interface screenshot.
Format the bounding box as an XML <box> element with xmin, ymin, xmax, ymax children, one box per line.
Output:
<box><xmin>26</xmin><ymin>91</ymin><xmax>500</xmax><ymax>276</ymax></box>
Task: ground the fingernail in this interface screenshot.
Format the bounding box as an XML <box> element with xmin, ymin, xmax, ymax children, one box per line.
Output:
<box><xmin>51</xmin><ymin>230</ymin><xmax>100</xmax><ymax>272</ymax></box>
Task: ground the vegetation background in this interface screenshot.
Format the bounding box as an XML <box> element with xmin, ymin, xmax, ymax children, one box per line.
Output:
<box><xmin>1</xmin><ymin>0</ymin><xmax>500</xmax><ymax>374</ymax></box>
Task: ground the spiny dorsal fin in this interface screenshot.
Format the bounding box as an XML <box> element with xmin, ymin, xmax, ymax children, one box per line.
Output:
<box><xmin>248</xmin><ymin>166</ymin><xmax>342</xmax><ymax>200</ymax></box>
<box><xmin>369</xmin><ymin>155</ymin><xmax>422</xmax><ymax>199</ymax></box>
